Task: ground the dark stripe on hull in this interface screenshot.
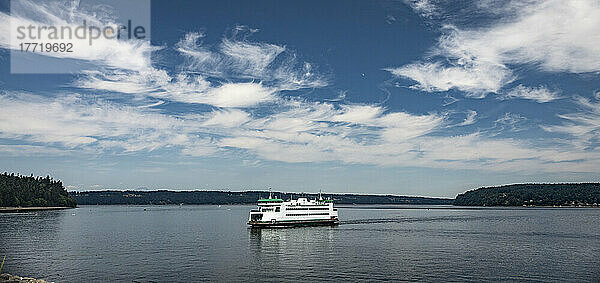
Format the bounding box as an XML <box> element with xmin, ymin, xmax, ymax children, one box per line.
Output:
<box><xmin>248</xmin><ymin>219</ymin><xmax>339</xmax><ymax>227</ymax></box>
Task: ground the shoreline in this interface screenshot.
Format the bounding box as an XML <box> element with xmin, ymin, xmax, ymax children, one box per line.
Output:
<box><xmin>72</xmin><ymin>204</ymin><xmax>600</xmax><ymax>209</ymax></box>
<box><xmin>0</xmin><ymin>207</ymin><xmax>74</xmax><ymax>213</ymax></box>
<box><xmin>0</xmin><ymin>273</ymin><xmax>52</xmax><ymax>283</ymax></box>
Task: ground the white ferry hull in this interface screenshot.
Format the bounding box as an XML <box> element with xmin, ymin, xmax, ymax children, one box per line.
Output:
<box><xmin>248</xmin><ymin>218</ymin><xmax>339</xmax><ymax>227</ymax></box>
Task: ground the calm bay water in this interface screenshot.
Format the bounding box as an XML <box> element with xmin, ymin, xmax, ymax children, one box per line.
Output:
<box><xmin>1</xmin><ymin>205</ymin><xmax>599</xmax><ymax>282</ymax></box>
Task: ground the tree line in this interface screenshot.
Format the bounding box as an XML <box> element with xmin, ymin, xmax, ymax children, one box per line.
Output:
<box><xmin>0</xmin><ymin>172</ymin><xmax>77</xmax><ymax>207</ymax></box>
<box><xmin>454</xmin><ymin>183</ymin><xmax>600</xmax><ymax>206</ymax></box>
<box><xmin>71</xmin><ymin>190</ymin><xmax>454</xmax><ymax>205</ymax></box>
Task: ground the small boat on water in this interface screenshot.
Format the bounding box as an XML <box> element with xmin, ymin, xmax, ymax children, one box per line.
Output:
<box><xmin>248</xmin><ymin>192</ymin><xmax>339</xmax><ymax>227</ymax></box>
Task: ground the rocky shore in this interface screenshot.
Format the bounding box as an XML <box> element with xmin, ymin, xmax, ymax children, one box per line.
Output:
<box><xmin>0</xmin><ymin>274</ymin><xmax>53</xmax><ymax>283</ymax></box>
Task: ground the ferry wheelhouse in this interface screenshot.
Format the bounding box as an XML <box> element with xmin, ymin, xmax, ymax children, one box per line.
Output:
<box><xmin>248</xmin><ymin>194</ymin><xmax>339</xmax><ymax>227</ymax></box>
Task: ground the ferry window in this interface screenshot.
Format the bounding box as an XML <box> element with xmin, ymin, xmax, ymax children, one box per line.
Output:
<box><xmin>275</xmin><ymin>207</ymin><xmax>280</xmax><ymax>212</ymax></box>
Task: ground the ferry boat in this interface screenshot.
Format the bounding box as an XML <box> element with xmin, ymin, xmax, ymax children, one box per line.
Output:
<box><xmin>248</xmin><ymin>193</ymin><xmax>339</xmax><ymax>227</ymax></box>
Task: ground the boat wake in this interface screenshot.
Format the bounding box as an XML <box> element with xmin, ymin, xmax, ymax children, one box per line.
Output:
<box><xmin>340</xmin><ymin>215</ymin><xmax>506</xmax><ymax>225</ymax></box>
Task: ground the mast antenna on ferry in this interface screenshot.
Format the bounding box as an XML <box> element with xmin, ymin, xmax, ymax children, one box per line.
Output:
<box><xmin>269</xmin><ymin>188</ymin><xmax>272</xmax><ymax>199</ymax></box>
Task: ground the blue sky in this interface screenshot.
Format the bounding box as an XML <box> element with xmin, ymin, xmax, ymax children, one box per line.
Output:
<box><xmin>0</xmin><ymin>0</ymin><xmax>599</xmax><ymax>197</ymax></box>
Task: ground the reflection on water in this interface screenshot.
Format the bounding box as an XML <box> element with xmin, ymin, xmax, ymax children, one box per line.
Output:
<box><xmin>249</xmin><ymin>226</ymin><xmax>336</xmax><ymax>255</ymax></box>
<box><xmin>1</xmin><ymin>205</ymin><xmax>599</xmax><ymax>282</ymax></box>
<box><xmin>0</xmin><ymin>210</ymin><xmax>67</xmax><ymax>281</ymax></box>
<box><xmin>247</xmin><ymin>226</ymin><xmax>340</xmax><ymax>281</ymax></box>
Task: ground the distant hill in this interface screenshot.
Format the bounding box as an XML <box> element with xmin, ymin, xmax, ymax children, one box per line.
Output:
<box><xmin>70</xmin><ymin>190</ymin><xmax>454</xmax><ymax>205</ymax></box>
<box><xmin>454</xmin><ymin>183</ymin><xmax>600</xmax><ymax>206</ymax></box>
<box><xmin>0</xmin><ymin>172</ymin><xmax>77</xmax><ymax>208</ymax></box>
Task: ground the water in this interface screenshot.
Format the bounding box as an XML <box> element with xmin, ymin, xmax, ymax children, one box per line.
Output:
<box><xmin>1</xmin><ymin>205</ymin><xmax>599</xmax><ymax>282</ymax></box>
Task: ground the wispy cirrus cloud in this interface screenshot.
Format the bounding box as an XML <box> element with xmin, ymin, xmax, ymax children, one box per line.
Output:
<box><xmin>75</xmin><ymin>28</ymin><xmax>326</xmax><ymax>108</ymax></box>
<box><xmin>175</xmin><ymin>28</ymin><xmax>327</xmax><ymax>90</ymax></box>
<box><xmin>0</xmin><ymin>91</ymin><xmax>443</xmax><ymax>166</ymax></box>
<box><xmin>386</xmin><ymin>60</ymin><xmax>513</xmax><ymax>95</ymax></box>
<box><xmin>458</xmin><ymin>110</ymin><xmax>477</xmax><ymax>126</ymax></box>
<box><xmin>542</xmin><ymin>95</ymin><xmax>600</xmax><ymax>149</ymax></box>
<box><xmin>175</xmin><ymin>31</ymin><xmax>282</xmax><ymax>79</ymax></box>
<box><xmin>391</xmin><ymin>0</ymin><xmax>600</xmax><ymax>96</ymax></box>
<box><xmin>3</xmin><ymin>0</ymin><xmax>600</xmax><ymax>176</ymax></box>
<box><xmin>500</xmin><ymin>84</ymin><xmax>561</xmax><ymax>103</ymax></box>
<box><xmin>77</xmin><ymin>71</ymin><xmax>278</xmax><ymax>108</ymax></box>
<box><xmin>74</xmin><ymin>69</ymin><xmax>171</xmax><ymax>94</ymax></box>
<box><xmin>220</xmin><ymin>36</ymin><xmax>285</xmax><ymax>78</ymax></box>
<box><xmin>0</xmin><ymin>92</ymin><xmax>215</xmax><ymax>153</ymax></box>
<box><xmin>202</xmin><ymin>109</ymin><xmax>251</xmax><ymax>128</ymax></box>
<box><xmin>0</xmin><ymin>0</ymin><xmax>157</xmax><ymax>71</ymax></box>
<box><xmin>403</xmin><ymin>0</ymin><xmax>438</xmax><ymax>18</ymax></box>
<box><xmin>2</xmin><ymin>90</ymin><xmax>600</xmax><ymax>173</ymax></box>
<box><xmin>0</xmin><ymin>144</ymin><xmax>68</xmax><ymax>156</ymax></box>
<box><xmin>494</xmin><ymin>113</ymin><xmax>528</xmax><ymax>132</ymax></box>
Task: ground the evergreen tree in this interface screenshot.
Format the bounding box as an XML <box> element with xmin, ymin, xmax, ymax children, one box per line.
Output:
<box><xmin>0</xmin><ymin>172</ymin><xmax>77</xmax><ymax>208</ymax></box>
<box><xmin>454</xmin><ymin>183</ymin><xmax>600</xmax><ymax>206</ymax></box>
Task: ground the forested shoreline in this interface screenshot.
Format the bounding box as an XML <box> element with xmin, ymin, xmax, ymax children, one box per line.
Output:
<box><xmin>3</xmin><ymin>171</ymin><xmax>600</xmax><ymax>208</ymax></box>
<box><xmin>70</xmin><ymin>190</ymin><xmax>454</xmax><ymax>205</ymax></box>
<box><xmin>454</xmin><ymin>183</ymin><xmax>600</xmax><ymax>206</ymax></box>
<box><xmin>0</xmin><ymin>173</ymin><xmax>77</xmax><ymax>208</ymax></box>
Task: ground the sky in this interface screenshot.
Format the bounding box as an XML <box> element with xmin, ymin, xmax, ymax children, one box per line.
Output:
<box><xmin>0</xmin><ymin>0</ymin><xmax>599</xmax><ymax>197</ymax></box>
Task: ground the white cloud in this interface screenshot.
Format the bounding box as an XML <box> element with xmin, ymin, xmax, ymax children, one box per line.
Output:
<box><xmin>75</xmin><ymin>69</ymin><xmax>171</xmax><ymax>94</ymax></box>
<box><xmin>175</xmin><ymin>32</ymin><xmax>218</xmax><ymax>74</ymax></box>
<box><xmin>393</xmin><ymin>0</ymin><xmax>600</xmax><ymax>96</ymax></box>
<box><xmin>458</xmin><ymin>110</ymin><xmax>477</xmax><ymax>126</ymax></box>
<box><xmin>175</xmin><ymin>30</ymin><xmax>286</xmax><ymax>80</ymax></box>
<box><xmin>4</xmin><ymin>1</ymin><xmax>600</xmax><ymax>175</ymax></box>
<box><xmin>418</xmin><ymin>134</ymin><xmax>537</xmax><ymax>163</ymax></box>
<box><xmin>501</xmin><ymin>84</ymin><xmax>560</xmax><ymax>103</ymax></box>
<box><xmin>180</xmin><ymin>139</ymin><xmax>219</xmax><ymax>157</ymax></box>
<box><xmin>494</xmin><ymin>113</ymin><xmax>527</xmax><ymax>132</ymax></box>
<box><xmin>175</xmin><ymin>29</ymin><xmax>327</xmax><ymax>91</ymax></box>
<box><xmin>476</xmin><ymin>0</ymin><xmax>600</xmax><ymax>73</ymax></box>
<box><xmin>76</xmin><ymin>70</ymin><xmax>277</xmax><ymax>108</ymax></box>
<box><xmin>212</xmin><ymin>97</ymin><xmax>590</xmax><ymax>172</ymax></box>
<box><xmin>386</xmin><ymin>61</ymin><xmax>513</xmax><ymax>95</ymax></box>
<box><xmin>202</xmin><ymin>109</ymin><xmax>251</xmax><ymax>128</ymax></box>
<box><xmin>332</xmin><ymin>105</ymin><xmax>383</xmax><ymax>124</ymax></box>
<box><xmin>220</xmin><ymin>38</ymin><xmax>285</xmax><ymax>77</ymax></box>
<box><xmin>74</xmin><ymin>29</ymin><xmax>325</xmax><ymax>107</ymax></box>
<box><xmin>0</xmin><ymin>92</ymin><xmax>217</xmax><ymax>154</ymax></box>
<box><xmin>201</xmin><ymin>83</ymin><xmax>276</xmax><ymax>108</ymax></box>
<box><xmin>0</xmin><ymin>0</ymin><xmax>157</xmax><ymax>71</ymax></box>
<box><xmin>377</xmin><ymin>112</ymin><xmax>444</xmax><ymax>141</ymax></box>
<box><xmin>0</xmin><ymin>144</ymin><xmax>67</xmax><ymax>156</ymax></box>
<box><xmin>542</xmin><ymin>95</ymin><xmax>600</xmax><ymax>149</ymax></box>
<box><xmin>403</xmin><ymin>0</ymin><xmax>438</xmax><ymax>18</ymax></box>
<box><xmin>3</xmin><ymin>91</ymin><xmax>600</xmax><ymax>173</ymax></box>
<box><xmin>211</xmin><ymin>98</ymin><xmax>447</xmax><ymax>165</ymax></box>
